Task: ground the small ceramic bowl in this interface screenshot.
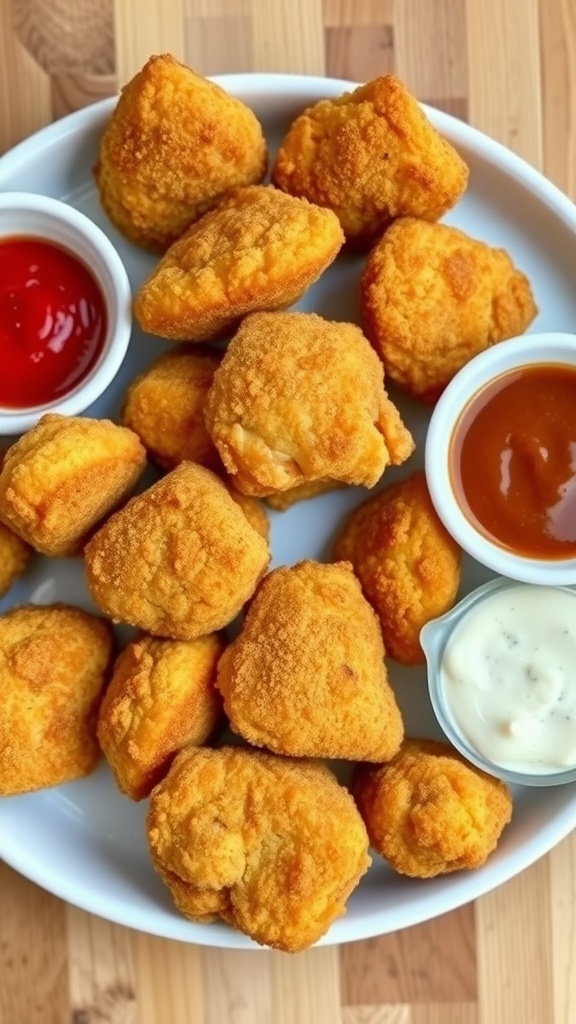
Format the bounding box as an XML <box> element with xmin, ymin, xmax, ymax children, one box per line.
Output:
<box><xmin>421</xmin><ymin>576</ymin><xmax>576</xmax><ymax>787</ymax></box>
<box><xmin>0</xmin><ymin>191</ymin><xmax>132</xmax><ymax>435</ymax></box>
<box><xmin>425</xmin><ymin>332</ymin><xmax>576</xmax><ymax>585</ymax></box>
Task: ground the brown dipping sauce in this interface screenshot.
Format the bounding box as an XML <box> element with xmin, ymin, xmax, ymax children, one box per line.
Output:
<box><xmin>450</xmin><ymin>363</ymin><xmax>576</xmax><ymax>559</ymax></box>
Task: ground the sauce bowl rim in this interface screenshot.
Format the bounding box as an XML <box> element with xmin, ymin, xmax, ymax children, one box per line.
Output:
<box><xmin>0</xmin><ymin>190</ymin><xmax>132</xmax><ymax>434</ymax></box>
<box><xmin>424</xmin><ymin>332</ymin><xmax>576</xmax><ymax>585</ymax></box>
<box><xmin>421</xmin><ymin>575</ymin><xmax>576</xmax><ymax>787</ymax></box>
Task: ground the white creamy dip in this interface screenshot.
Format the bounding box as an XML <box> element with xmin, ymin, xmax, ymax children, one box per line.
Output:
<box><xmin>441</xmin><ymin>585</ymin><xmax>576</xmax><ymax>774</ymax></box>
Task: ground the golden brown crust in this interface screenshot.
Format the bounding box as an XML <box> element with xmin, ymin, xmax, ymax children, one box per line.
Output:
<box><xmin>94</xmin><ymin>54</ymin><xmax>267</xmax><ymax>251</ymax></box>
<box><xmin>0</xmin><ymin>413</ymin><xmax>147</xmax><ymax>557</ymax></box>
<box><xmin>147</xmin><ymin>745</ymin><xmax>371</xmax><ymax>951</ymax></box>
<box><xmin>360</xmin><ymin>217</ymin><xmax>538</xmax><ymax>401</ymax></box>
<box><xmin>333</xmin><ymin>470</ymin><xmax>461</xmax><ymax>665</ymax></box>
<box><xmin>272</xmin><ymin>75</ymin><xmax>469</xmax><ymax>244</ymax></box>
<box><xmin>203</xmin><ymin>310</ymin><xmax>414</xmax><ymax>496</ymax></box>
<box><xmin>352</xmin><ymin>739</ymin><xmax>513</xmax><ymax>878</ymax></box>
<box><xmin>97</xmin><ymin>632</ymin><xmax>225</xmax><ymax>800</ymax></box>
<box><xmin>262</xmin><ymin>479</ymin><xmax>339</xmax><ymax>511</ymax></box>
<box><xmin>216</xmin><ymin>560</ymin><xmax>404</xmax><ymax>761</ymax></box>
<box><xmin>132</xmin><ymin>185</ymin><xmax>344</xmax><ymax>341</ymax></box>
<box><xmin>0</xmin><ymin>522</ymin><xmax>31</xmax><ymax>598</ymax></box>
<box><xmin>121</xmin><ymin>347</ymin><xmax>223</xmax><ymax>471</ymax></box>
<box><xmin>84</xmin><ymin>462</ymin><xmax>270</xmax><ymax>639</ymax></box>
<box><xmin>0</xmin><ymin>604</ymin><xmax>113</xmax><ymax>794</ymax></box>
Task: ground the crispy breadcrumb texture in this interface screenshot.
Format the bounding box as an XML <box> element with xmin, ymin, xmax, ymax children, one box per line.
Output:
<box><xmin>84</xmin><ymin>462</ymin><xmax>270</xmax><ymax>639</ymax></box>
<box><xmin>133</xmin><ymin>185</ymin><xmax>344</xmax><ymax>341</ymax></box>
<box><xmin>97</xmin><ymin>632</ymin><xmax>225</xmax><ymax>800</ymax></box>
<box><xmin>0</xmin><ymin>414</ymin><xmax>147</xmax><ymax>557</ymax></box>
<box><xmin>147</xmin><ymin>745</ymin><xmax>371</xmax><ymax>951</ymax></box>
<box><xmin>333</xmin><ymin>470</ymin><xmax>461</xmax><ymax>665</ymax></box>
<box><xmin>263</xmin><ymin>479</ymin><xmax>338</xmax><ymax>511</ymax></box>
<box><xmin>0</xmin><ymin>522</ymin><xmax>31</xmax><ymax>598</ymax></box>
<box><xmin>361</xmin><ymin>217</ymin><xmax>538</xmax><ymax>401</ymax></box>
<box><xmin>216</xmin><ymin>560</ymin><xmax>404</xmax><ymax>761</ymax></box>
<box><xmin>272</xmin><ymin>75</ymin><xmax>469</xmax><ymax>244</ymax></box>
<box><xmin>121</xmin><ymin>347</ymin><xmax>223</xmax><ymax>471</ymax></box>
<box><xmin>94</xmin><ymin>54</ymin><xmax>267</xmax><ymax>251</ymax></box>
<box><xmin>204</xmin><ymin>311</ymin><xmax>414</xmax><ymax>497</ymax></box>
<box><xmin>0</xmin><ymin>604</ymin><xmax>113</xmax><ymax>794</ymax></box>
<box><xmin>352</xmin><ymin>739</ymin><xmax>513</xmax><ymax>878</ymax></box>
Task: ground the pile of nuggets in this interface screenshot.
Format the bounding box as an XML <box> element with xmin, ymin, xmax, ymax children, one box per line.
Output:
<box><xmin>0</xmin><ymin>53</ymin><xmax>534</xmax><ymax>952</ymax></box>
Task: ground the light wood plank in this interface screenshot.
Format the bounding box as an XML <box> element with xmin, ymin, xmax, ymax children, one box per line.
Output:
<box><xmin>0</xmin><ymin>863</ymin><xmax>68</xmax><ymax>1024</ymax></box>
<box><xmin>341</xmin><ymin>905</ymin><xmax>476</xmax><ymax>1004</ymax></box>
<box><xmin>475</xmin><ymin>857</ymin><xmax>554</xmax><ymax>1024</ymax></box>
<box><xmin>395</xmin><ymin>0</ymin><xmax>467</xmax><ymax>112</ymax></box>
<box><xmin>539</xmin><ymin>0</ymin><xmax>576</xmax><ymax>198</ymax></box>
<box><xmin>271</xmin><ymin>947</ymin><xmax>341</xmax><ymax>1024</ymax></box>
<box><xmin>184</xmin><ymin>14</ymin><xmax>253</xmax><ymax>75</ymax></box>
<box><xmin>323</xmin><ymin>0</ymin><xmax>395</xmax><ymax>28</ymax></box>
<box><xmin>549</xmin><ymin>833</ymin><xmax>576</xmax><ymax>1024</ymax></box>
<box><xmin>201</xmin><ymin>948</ymin><xmax>271</xmax><ymax>1024</ymax></box>
<box><xmin>0</xmin><ymin>0</ymin><xmax>51</xmax><ymax>153</ymax></box>
<box><xmin>325</xmin><ymin>23</ymin><xmax>394</xmax><ymax>82</ymax></box>
<box><xmin>251</xmin><ymin>0</ymin><xmax>325</xmax><ymax>75</ymax></box>
<box><xmin>412</xmin><ymin>1003</ymin><xmax>477</xmax><ymax>1024</ymax></box>
<box><xmin>66</xmin><ymin>906</ymin><xmax>136</xmax><ymax>1024</ymax></box>
<box><xmin>51</xmin><ymin>73</ymin><xmax>117</xmax><ymax>120</ymax></box>
<box><xmin>114</xmin><ymin>0</ymin><xmax>186</xmax><ymax>88</ymax></box>
<box><xmin>466</xmin><ymin>0</ymin><xmax>542</xmax><ymax>167</ymax></box>
<box><xmin>134</xmin><ymin>933</ymin><xmax>204</xmax><ymax>1024</ymax></box>
<box><xmin>342</xmin><ymin>1007</ymin><xmax>411</xmax><ymax>1024</ymax></box>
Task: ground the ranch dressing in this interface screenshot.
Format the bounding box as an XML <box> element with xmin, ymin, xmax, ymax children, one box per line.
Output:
<box><xmin>441</xmin><ymin>585</ymin><xmax>576</xmax><ymax>773</ymax></box>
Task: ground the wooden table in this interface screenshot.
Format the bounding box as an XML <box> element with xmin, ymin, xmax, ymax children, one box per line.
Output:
<box><xmin>1</xmin><ymin>2</ymin><xmax>575</xmax><ymax>1022</ymax></box>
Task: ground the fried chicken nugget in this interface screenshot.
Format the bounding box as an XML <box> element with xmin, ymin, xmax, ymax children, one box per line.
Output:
<box><xmin>133</xmin><ymin>185</ymin><xmax>344</xmax><ymax>342</ymax></box>
<box><xmin>121</xmin><ymin>347</ymin><xmax>222</xmax><ymax>471</ymax></box>
<box><xmin>272</xmin><ymin>75</ymin><xmax>468</xmax><ymax>245</ymax></box>
<box><xmin>94</xmin><ymin>54</ymin><xmax>267</xmax><ymax>251</ymax></box>
<box><xmin>361</xmin><ymin>217</ymin><xmax>538</xmax><ymax>402</ymax></box>
<box><xmin>0</xmin><ymin>414</ymin><xmax>147</xmax><ymax>557</ymax></box>
<box><xmin>352</xmin><ymin>739</ymin><xmax>513</xmax><ymax>878</ymax></box>
<box><xmin>0</xmin><ymin>521</ymin><xmax>31</xmax><ymax>598</ymax></box>
<box><xmin>84</xmin><ymin>462</ymin><xmax>270</xmax><ymax>639</ymax></box>
<box><xmin>147</xmin><ymin>746</ymin><xmax>371</xmax><ymax>951</ymax></box>
<box><xmin>0</xmin><ymin>604</ymin><xmax>113</xmax><ymax>794</ymax></box>
<box><xmin>333</xmin><ymin>470</ymin><xmax>461</xmax><ymax>665</ymax></box>
<box><xmin>204</xmin><ymin>311</ymin><xmax>414</xmax><ymax>497</ymax></box>
<box><xmin>217</xmin><ymin>560</ymin><xmax>404</xmax><ymax>761</ymax></box>
<box><xmin>97</xmin><ymin>632</ymin><xmax>224</xmax><ymax>800</ymax></box>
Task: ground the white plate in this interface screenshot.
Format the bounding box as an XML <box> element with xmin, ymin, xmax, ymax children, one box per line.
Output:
<box><xmin>2</xmin><ymin>74</ymin><xmax>576</xmax><ymax>949</ymax></box>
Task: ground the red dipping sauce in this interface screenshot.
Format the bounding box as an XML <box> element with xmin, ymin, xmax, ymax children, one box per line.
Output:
<box><xmin>0</xmin><ymin>236</ymin><xmax>107</xmax><ymax>409</ymax></box>
<box><xmin>450</xmin><ymin>363</ymin><xmax>576</xmax><ymax>559</ymax></box>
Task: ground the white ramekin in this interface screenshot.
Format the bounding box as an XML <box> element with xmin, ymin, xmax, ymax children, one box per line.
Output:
<box><xmin>0</xmin><ymin>191</ymin><xmax>132</xmax><ymax>435</ymax></box>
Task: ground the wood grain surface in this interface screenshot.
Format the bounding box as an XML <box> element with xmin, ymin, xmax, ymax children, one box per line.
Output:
<box><xmin>1</xmin><ymin>1</ymin><xmax>576</xmax><ymax>1021</ymax></box>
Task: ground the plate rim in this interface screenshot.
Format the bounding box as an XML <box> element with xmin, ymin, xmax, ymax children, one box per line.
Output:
<box><xmin>2</xmin><ymin>71</ymin><xmax>576</xmax><ymax>948</ymax></box>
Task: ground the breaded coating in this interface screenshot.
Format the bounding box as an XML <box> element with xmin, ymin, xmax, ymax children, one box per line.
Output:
<box><xmin>0</xmin><ymin>604</ymin><xmax>113</xmax><ymax>794</ymax></box>
<box><xmin>147</xmin><ymin>745</ymin><xmax>371</xmax><ymax>951</ymax></box>
<box><xmin>217</xmin><ymin>560</ymin><xmax>404</xmax><ymax>761</ymax></box>
<box><xmin>204</xmin><ymin>311</ymin><xmax>414</xmax><ymax>497</ymax></box>
<box><xmin>84</xmin><ymin>462</ymin><xmax>270</xmax><ymax>639</ymax></box>
<box><xmin>0</xmin><ymin>522</ymin><xmax>31</xmax><ymax>598</ymax></box>
<box><xmin>272</xmin><ymin>75</ymin><xmax>468</xmax><ymax>245</ymax></box>
<box><xmin>0</xmin><ymin>414</ymin><xmax>147</xmax><ymax>557</ymax></box>
<box><xmin>263</xmin><ymin>479</ymin><xmax>338</xmax><ymax>511</ymax></box>
<box><xmin>97</xmin><ymin>632</ymin><xmax>224</xmax><ymax>800</ymax></box>
<box><xmin>352</xmin><ymin>739</ymin><xmax>513</xmax><ymax>878</ymax></box>
<box><xmin>361</xmin><ymin>217</ymin><xmax>538</xmax><ymax>402</ymax></box>
<box><xmin>94</xmin><ymin>54</ymin><xmax>267</xmax><ymax>251</ymax></box>
<box><xmin>333</xmin><ymin>470</ymin><xmax>461</xmax><ymax>665</ymax></box>
<box><xmin>225</xmin><ymin>486</ymin><xmax>269</xmax><ymax>542</ymax></box>
<box><xmin>121</xmin><ymin>347</ymin><xmax>222</xmax><ymax>471</ymax></box>
<box><xmin>133</xmin><ymin>185</ymin><xmax>344</xmax><ymax>342</ymax></box>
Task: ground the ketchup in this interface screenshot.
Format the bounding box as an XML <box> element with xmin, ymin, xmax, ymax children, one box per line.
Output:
<box><xmin>450</xmin><ymin>363</ymin><xmax>576</xmax><ymax>559</ymax></box>
<box><xmin>0</xmin><ymin>237</ymin><xmax>107</xmax><ymax>409</ymax></box>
